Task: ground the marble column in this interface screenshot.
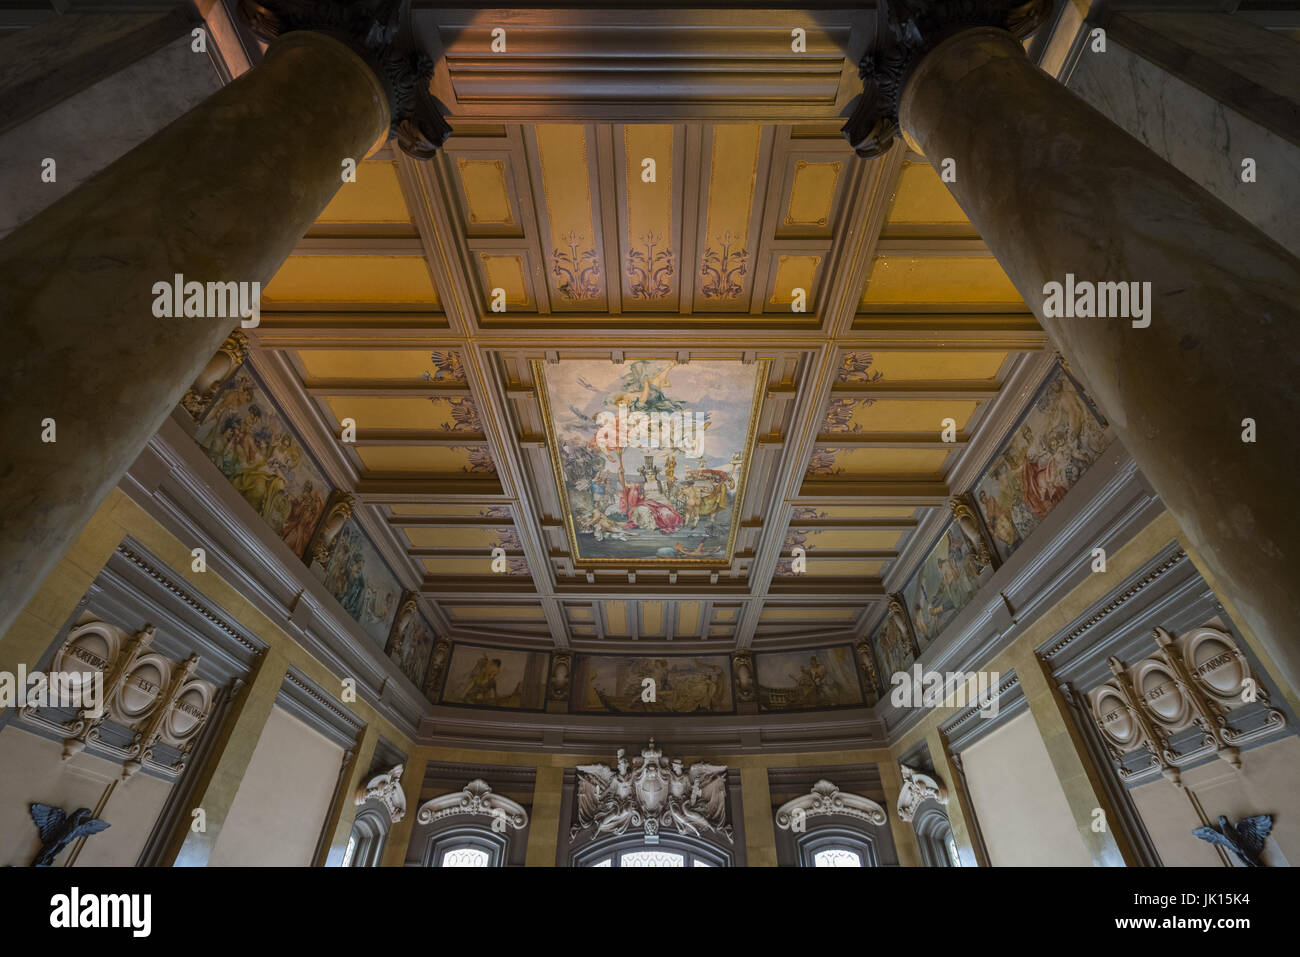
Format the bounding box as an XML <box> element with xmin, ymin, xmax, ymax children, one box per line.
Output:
<box><xmin>0</xmin><ymin>3</ymin><xmax>449</xmax><ymax>638</ymax></box>
<box><xmin>848</xmin><ymin>6</ymin><xmax>1300</xmax><ymax>699</ymax></box>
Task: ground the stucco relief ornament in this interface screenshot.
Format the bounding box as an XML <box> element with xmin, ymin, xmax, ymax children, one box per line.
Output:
<box><xmin>573</xmin><ymin>740</ymin><xmax>732</xmax><ymax>844</ymax></box>
<box><xmin>949</xmin><ymin>494</ymin><xmax>994</xmax><ymax>569</ymax></box>
<box><xmin>775</xmin><ymin>780</ymin><xmax>888</xmax><ymax>829</ymax></box>
<box><xmin>842</xmin><ymin>0</ymin><xmax>1052</xmax><ymax>157</ymax></box>
<box><xmin>238</xmin><ymin>0</ymin><xmax>452</xmax><ymax>159</ymax></box>
<box><xmin>355</xmin><ymin>764</ymin><xmax>406</xmax><ymax>823</ymax></box>
<box><xmin>896</xmin><ymin>764</ymin><xmax>948</xmax><ymax>822</ymax></box>
<box><xmin>415</xmin><ymin>779</ymin><xmax>529</xmax><ymax>830</ymax></box>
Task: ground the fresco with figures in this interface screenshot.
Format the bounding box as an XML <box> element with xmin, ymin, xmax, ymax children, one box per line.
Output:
<box><xmin>572</xmin><ymin>655</ymin><xmax>733</xmax><ymax>714</ymax></box>
<box><xmin>440</xmin><ymin>645</ymin><xmax>550</xmax><ymax>710</ymax></box>
<box><xmin>535</xmin><ymin>358</ymin><xmax>765</xmax><ymax>565</ymax></box>
<box><xmin>902</xmin><ymin>522</ymin><xmax>992</xmax><ymax>651</ymax></box>
<box><xmin>974</xmin><ymin>366</ymin><xmax>1111</xmax><ymax>562</ymax></box>
<box><xmin>754</xmin><ymin>646</ymin><xmax>863</xmax><ymax>711</ymax></box>
<box><xmin>193</xmin><ymin>367</ymin><xmax>331</xmax><ymax>559</ymax></box>
<box><xmin>386</xmin><ymin>607</ymin><xmax>436</xmax><ymax>689</ymax></box>
<box><xmin>870</xmin><ymin>613</ymin><xmax>916</xmax><ymax>690</ymax></box>
<box><xmin>309</xmin><ymin>517</ymin><xmax>403</xmax><ymax>647</ymax></box>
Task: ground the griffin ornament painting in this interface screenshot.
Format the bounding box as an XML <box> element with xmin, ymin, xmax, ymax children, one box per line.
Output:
<box><xmin>534</xmin><ymin>357</ymin><xmax>766</xmax><ymax>565</ymax></box>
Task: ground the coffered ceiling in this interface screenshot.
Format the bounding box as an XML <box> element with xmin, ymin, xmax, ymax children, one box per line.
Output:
<box><xmin>246</xmin><ymin>5</ymin><xmax>1052</xmax><ymax>660</ymax></box>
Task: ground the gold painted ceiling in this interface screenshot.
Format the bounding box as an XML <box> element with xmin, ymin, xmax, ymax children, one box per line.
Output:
<box><xmin>248</xmin><ymin>17</ymin><xmax>1050</xmax><ymax>657</ymax></box>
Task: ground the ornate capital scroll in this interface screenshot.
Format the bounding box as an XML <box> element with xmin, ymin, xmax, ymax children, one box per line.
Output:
<box><xmin>843</xmin><ymin>0</ymin><xmax>1052</xmax><ymax>157</ymax></box>
<box><xmin>897</xmin><ymin>764</ymin><xmax>948</xmax><ymax>822</ymax></box>
<box><xmin>549</xmin><ymin>652</ymin><xmax>572</xmax><ymax>701</ymax></box>
<box><xmin>732</xmin><ymin>651</ymin><xmax>755</xmax><ymax>703</ymax></box>
<box><xmin>182</xmin><ymin>331</ymin><xmax>248</xmax><ymax>421</ymax></box>
<box><xmin>238</xmin><ymin>0</ymin><xmax>451</xmax><ymax>158</ymax></box>
<box><xmin>950</xmin><ymin>493</ymin><xmax>994</xmax><ymax>570</ymax></box>
<box><xmin>775</xmin><ymin>779</ymin><xmax>888</xmax><ymax>829</ymax></box>
<box><xmin>355</xmin><ymin>764</ymin><xmax>407</xmax><ymax>823</ymax></box>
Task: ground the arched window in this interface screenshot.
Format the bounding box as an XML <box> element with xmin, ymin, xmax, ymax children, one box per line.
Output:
<box><xmin>914</xmin><ymin>804</ymin><xmax>960</xmax><ymax>867</ymax></box>
<box><xmin>573</xmin><ymin>833</ymin><xmax>730</xmax><ymax>868</ymax></box>
<box><xmin>795</xmin><ymin>826</ymin><xmax>878</xmax><ymax>867</ymax></box>
<box><xmin>427</xmin><ymin>825</ymin><xmax>508</xmax><ymax>867</ymax></box>
<box><xmin>344</xmin><ymin>804</ymin><xmax>391</xmax><ymax>867</ymax></box>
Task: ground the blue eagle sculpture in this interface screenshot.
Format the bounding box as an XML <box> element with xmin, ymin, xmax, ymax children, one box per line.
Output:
<box><xmin>1193</xmin><ymin>814</ymin><xmax>1272</xmax><ymax>867</ymax></box>
<box><xmin>29</xmin><ymin>803</ymin><xmax>111</xmax><ymax>867</ymax></box>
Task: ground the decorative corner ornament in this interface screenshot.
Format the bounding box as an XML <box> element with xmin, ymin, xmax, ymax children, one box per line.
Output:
<box><xmin>775</xmin><ymin>779</ymin><xmax>888</xmax><ymax>829</ymax></box>
<box><xmin>238</xmin><ymin>0</ymin><xmax>452</xmax><ymax>159</ymax></box>
<box><xmin>896</xmin><ymin>764</ymin><xmax>948</xmax><ymax>822</ymax></box>
<box><xmin>842</xmin><ymin>0</ymin><xmax>1052</xmax><ymax>157</ymax></box>
<box><xmin>355</xmin><ymin>764</ymin><xmax>407</xmax><ymax>822</ymax></box>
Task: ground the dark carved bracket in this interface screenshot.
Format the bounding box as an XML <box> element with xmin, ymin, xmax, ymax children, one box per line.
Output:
<box><xmin>238</xmin><ymin>0</ymin><xmax>451</xmax><ymax>159</ymax></box>
<box><xmin>842</xmin><ymin>0</ymin><xmax>1052</xmax><ymax>158</ymax></box>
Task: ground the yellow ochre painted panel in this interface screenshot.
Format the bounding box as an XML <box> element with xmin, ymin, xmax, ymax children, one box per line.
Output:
<box><xmin>886</xmin><ymin>161</ymin><xmax>970</xmax><ymax>225</ymax></box>
<box><xmin>761</xmin><ymin>607</ymin><xmax>857</xmax><ymax>620</ymax></box>
<box><xmin>389</xmin><ymin>504</ymin><xmax>510</xmax><ymax>518</ymax></box>
<box><xmin>809</xmin><ymin>447</ymin><xmax>951</xmax><ymax>476</ymax></box>
<box><xmin>323</xmin><ymin>396</ymin><xmax>452</xmax><ymax>431</ymax></box>
<box><xmin>536</xmin><ymin>124</ymin><xmax>603</xmax><ymax>303</ymax></box>
<box><xmin>623</xmin><ymin>125</ymin><xmax>676</xmax><ymax>303</ymax></box>
<box><xmin>785</xmin><ymin>160</ymin><xmax>842</xmax><ymax>227</ymax></box>
<box><xmin>860</xmin><ymin>257</ymin><xmax>1025</xmax><ymax>306</ymax></box>
<box><xmin>296</xmin><ymin>350</ymin><xmax>449</xmax><ymax>382</ymax></box>
<box><xmin>421</xmin><ymin>557</ymin><xmax>512</xmax><ymax>576</ymax></box>
<box><xmin>677</xmin><ymin>601</ymin><xmax>701</xmax><ymax>634</ymax></box>
<box><xmin>789</xmin><ymin>505</ymin><xmax>916</xmax><ymax>520</ymax></box>
<box><xmin>480</xmin><ymin>253</ymin><xmax>532</xmax><ymax>307</ymax></box>
<box><xmin>264</xmin><ymin>256</ymin><xmax>440</xmax><ymax>305</ymax></box>
<box><xmin>605</xmin><ymin>601</ymin><xmax>628</xmax><ymax>635</ymax></box>
<box><xmin>457</xmin><ymin>158</ymin><xmax>515</xmax><ymax>225</ymax></box>
<box><xmin>791</xmin><ymin>529</ymin><xmax>903</xmax><ymax>551</ymax></box>
<box><xmin>641</xmin><ymin>601</ymin><xmax>663</xmax><ymax>634</ymax></box>
<box><xmin>837</xmin><ymin>399</ymin><xmax>979</xmax><ymax>433</ymax></box>
<box><xmin>317</xmin><ymin>162</ymin><xmax>410</xmax><ymax>223</ymax></box>
<box><xmin>699</xmin><ymin>125</ymin><xmax>762</xmax><ymax>302</ymax></box>
<box><xmin>769</xmin><ymin>256</ymin><xmax>821</xmax><ymax>304</ymax></box>
<box><xmin>448</xmin><ymin>606</ymin><xmax>545</xmax><ymax>620</ymax></box>
<box><xmin>355</xmin><ymin>445</ymin><xmax>493</xmax><ymax>474</ymax></box>
<box><xmin>569</xmin><ymin>607</ymin><xmax>592</xmax><ymax>620</ymax></box>
<box><xmin>801</xmin><ymin>559</ymin><xmax>888</xmax><ymax>578</ymax></box>
<box><xmin>863</xmin><ymin>352</ymin><xmax>1008</xmax><ymax>381</ymax></box>
<box><xmin>403</xmin><ymin>527</ymin><xmax>508</xmax><ymax>549</ymax></box>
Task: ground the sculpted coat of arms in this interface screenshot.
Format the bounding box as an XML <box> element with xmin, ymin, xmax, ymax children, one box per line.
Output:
<box><xmin>572</xmin><ymin>739</ymin><xmax>732</xmax><ymax>844</ymax></box>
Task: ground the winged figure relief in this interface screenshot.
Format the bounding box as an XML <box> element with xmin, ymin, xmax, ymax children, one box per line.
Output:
<box><xmin>1193</xmin><ymin>814</ymin><xmax>1273</xmax><ymax>867</ymax></box>
<box><xmin>29</xmin><ymin>804</ymin><xmax>110</xmax><ymax>867</ymax></box>
<box><xmin>572</xmin><ymin>741</ymin><xmax>732</xmax><ymax>843</ymax></box>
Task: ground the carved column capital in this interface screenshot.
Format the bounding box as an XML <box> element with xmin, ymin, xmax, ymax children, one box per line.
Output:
<box><xmin>238</xmin><ymin>0</ymin><xmax>451</xmax><ymax>158</ymax></box>
<box><xmin>843</xmin><ymin>0</ymin><xmax>1051</xmax><ymax>157</ymax></box>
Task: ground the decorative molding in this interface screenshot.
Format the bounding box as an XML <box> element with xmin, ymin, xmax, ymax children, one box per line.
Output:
<box><xmin>1039</xmin><ymin>549</ymin><xmax>1187</xmax><ymax>661</ymax></box>
<box><xmin>116</xmin><ymin>544</ymin><xmax>260</xmax><ymax>654</ymax></box>
<box><xmin>355</xmin><ymin>763</ymin><xmax>407</xmax><ymax>823</ymax></box>
<box><xmin>775</xmin><ymin>779</ymin><xmax>888</xmax><ymax>829</ymax></box>
<box><xmin>897</xmin><ymin>764</ymin><xmax>948</xmax><ymax>823</ymax></box>
<box><xmin>278</xmin><ymin>667</ymin><xmax>365</xmax><ymax>750</ymax></box>
<box><xmin>843</xmin><ymin>0</ymin><xmax>1053</xmax><ymax>157</ymax></box>
<box><xmin>572</xmin><ymin>740</ymin><xmax>732</xmax><ymax>844</ymax></box>
<box><xmin>415</xmin><ymin>779</ymin><xmax>529</xmax><ymax>830</ymax></box>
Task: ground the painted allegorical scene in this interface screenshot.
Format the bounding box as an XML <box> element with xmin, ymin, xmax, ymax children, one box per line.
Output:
<box><xmin>870</xmin><ymin>612</ymin><xmax>917</xmax><ymax>689</ymax></box>
<box><xmin>572</xmin><ymin>655</ymin><xmax>733</xmax><ymax>714</ymax></box>
<box><xmin>536</xmin><ymin>358</ymin><xmax>765</xmax><ymax>564</ymax></box>
<box><xmin>193</xmin><ymin>367</ymin><xmax>332</xmax><ymax>559</ymax></box>
<box><xmin>385</xmin><ymin>603</ymin><xmax>436</xmax><ymax>689</ymax></box>
<box><xmin>310</xmin><ymin>516</ymin><xmax>403</xmax><ymax>647</ymax></box>
<box><xmin>754</xmin><ymin>646</ymin><xmax>863</xmax><ymax>711</ymax></box>
<box><xmin>974</xmin><ymin>365</ymin><xmax>1111</xmax><ymax>562</ymax></box>
<box><xmin>902</xmin><ymin>522</ymin><xmax>992</xmax><ymax>651</ymax></box>
<box><xmin>440</xmin><ymin>645</ymin><xmax>550</xmax><ymax>710</ymax></box>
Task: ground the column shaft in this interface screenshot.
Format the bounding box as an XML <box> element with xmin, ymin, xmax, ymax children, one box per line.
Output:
<box><xmin>900</xmin><ymin>28</ymin><xmax>1300</xmax><ymax>696</ymax></box>
<box><xmin>0</xmin><ymin>30</ymin><xmax>389</xmax><ymax>637</ymax></box>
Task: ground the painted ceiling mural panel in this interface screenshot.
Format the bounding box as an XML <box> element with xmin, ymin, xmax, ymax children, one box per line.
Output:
<box><xmin>440</xmin><ymin>644</ymin><xmax>550</xmax><ymax>711</ymax></box>
<box><xmin>869</xmin><ymin>612</ymin><xmax>917</xmax><ymax>694</ymax></box>
<box><xmin>572</xmin><ymin>654</ymin><xmax>733</xmax><ymax>714</ymax></box>
<box><xmin>535</xmin><ymin>357</ymin><xmax>766</xmax><ymax>566</ymax></box>
<box><xmin>973</xmin><ymin>365</ymin><xmax>1112</xmax><ymax>563</ymax></box>
<box><xmin>754</xmin><ymin>645</ymin><xmax>864</xmax><ymax>711</ymax></box>
<box><xmin>191</xmin><ymin>366</ymin><xmax>332</xmax><ymax>560</ymax></box>
<box><xmin>386</xmin><ymin>604</ymin><xmax>437</xmax><ymax>691</ymax></box>
<box><xmin>900</xmin><ymin>521</ymin><xmax>992</xmax><ymax>652</ymax></box>
<box><xmin>310</xmin><ymin>515</ymin><xmax>403</xmax><ymax>648</ymax></box>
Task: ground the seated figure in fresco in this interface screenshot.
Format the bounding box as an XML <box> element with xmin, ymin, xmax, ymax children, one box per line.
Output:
<box><xmin>463</xmin><ymin>655</ymin><xmax>503</xmax><ymax>705</ymax></box>
<box><xmin>620</xmin><ymin>482</ymin><xmax>684</xmax><ymax>533</ymax></box>
<box><xmin>979</xmin><ymin>489</ymin><xmax>1021</xmax><ymax>553</ymax></box>
<box><xmin>281</xmin><ymin>480</ymin><xmax>324</xmax><ymax>557</ymax></box>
